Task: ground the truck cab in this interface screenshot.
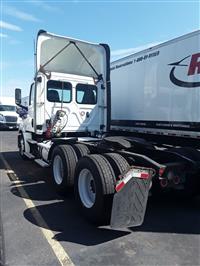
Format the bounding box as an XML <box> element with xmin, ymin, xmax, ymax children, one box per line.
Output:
<box><xmin>0</xmin><ymin>97</ymin><xmax>21</xmax><ymax>129</ymax></box>
<box><xmin>15</xmin><ymin>30</ymin><xmax>200</xmax><ymax>229</ymax></box>
<box><xmin>18</xmin><ymin>30</ymin><xmax>110</xmax><ymax>138</ymax></box>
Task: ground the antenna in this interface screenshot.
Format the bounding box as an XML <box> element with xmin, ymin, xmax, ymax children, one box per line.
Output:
<box><xmin>61</xmin><ymin>82</ymin><xmax>64</xmax><ymax>110</ymax></box>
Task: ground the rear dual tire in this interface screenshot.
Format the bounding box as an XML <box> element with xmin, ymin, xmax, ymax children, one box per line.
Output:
<box><xmin>74</xmin><ymin>153</ymin><xmax>130</xmax><ymax>225</ymax></box>
<box><xmin>104</xmin><ymin>153</ymin><xmax>130</xmax><ymax>178</ymax></box>
<box><xmin>51</xmin><ymin>146</ymin><xmax>130</xmax><ymax>225</ymax></box>
<box><xmin>74</xmin><ymin>154</ymin><xmax>116</xmax><ymax>225</ymax></box>
<box><xmin>51</xmin><ymin>144</ymin><xmax>90</xmax><ymax>195</ymax></box>
<box><xmin>51</xmin><ymin>145</ymin><xmax>78</xmax><ymax>194</ymax></box>
<box><xmin>73</xmin><ymin>143</ymin><xmax>90</xmax><ymax>159</ymax></box>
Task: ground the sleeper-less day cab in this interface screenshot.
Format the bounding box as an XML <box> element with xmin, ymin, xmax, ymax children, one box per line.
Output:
<box><xmin>15</xmin><ymin>30</ymin><xmax>200</xmax><ymax>228</ymax></box>
<box><xmin>0</xmin><ymin>97</ymin><xmax>21</xmax><ymax>129</ymax></box>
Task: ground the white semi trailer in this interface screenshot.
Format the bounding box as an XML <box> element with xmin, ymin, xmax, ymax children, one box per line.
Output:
<box><xmin>15</xmin><ymin>30</ymin><xmax>200</xmax><ymax>228</ymax></box>
<box><xmin>111</xmin><ymin>30</ymin><xmax>200</xmax><ymax>139</ymax></box>
<box><xmin>110</xmin><ymin>29</ymin><xmax>200</xmax><ymax>197</ymax></box>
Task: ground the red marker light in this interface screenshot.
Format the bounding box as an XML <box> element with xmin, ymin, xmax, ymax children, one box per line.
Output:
<box><xmin>140</xmin><ymin>172</ymin><xmax>150</xmax><ymax>179</ymax></box>
<box><xmin>159</xmin><ymin>167</ymin><xmax>165</xmax><ymax>177</ymax></box>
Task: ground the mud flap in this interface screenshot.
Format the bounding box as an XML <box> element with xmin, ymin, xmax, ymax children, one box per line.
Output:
<box><xmin>110</xmin><ymin>169</ymin><xmax>154</xmax><ymax>228</ymax></box>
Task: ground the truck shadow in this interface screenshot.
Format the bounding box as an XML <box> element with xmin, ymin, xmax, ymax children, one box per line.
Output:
<box><xmin>2</xmin><ymin>151</ymin><xmax>130</xmax><ymax>245</ymax></box>
<box><xmin>20</xmin><ymin>183</ymin><xmax>200</xmax><ymax>241</ymax></box>
<box><xmin>1</xmin><ymin>151</ymin><xmax>61</xmax><ymax>201</ymax></box>
<box><xmin>2</xmin><ymin>151</ymin><xmax>200</xmax><ymax>244</ymax></box>
<box><xmin>1</xmin><ymin>151</ymin><xmax>51</xmax><ymax>184</ymax></box>
<box><xmin>131</xmin><ymin>195</ymin><xmax>200</xmax><ymax>235</ymax></box>
<box><xmin>10</xmin><ymin>182</ymin><xmax>64</xmax><ymax>201</ymax></box>
<box><xmin>23</xmin><ymin>201</ymin><xmax>130</xmax><ymax>246</ymax></box>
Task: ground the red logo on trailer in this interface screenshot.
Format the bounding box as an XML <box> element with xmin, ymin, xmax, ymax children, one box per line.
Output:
<box><xmin>187</xmin><ymin>53</ymin><xmax>200</xmax><ymax>76</ymax></box>
<box><xmin>169</xmin><ymin>53</ymin><xmax>200</xmax><ymax>88</ymax></box>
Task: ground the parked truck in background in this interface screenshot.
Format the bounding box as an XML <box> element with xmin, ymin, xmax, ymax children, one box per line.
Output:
<box><xmin>15</xmin><ymin>30</ymin><xmax>200</xmax><ymax>228</ymax></box>
<box><xmin>0</xmin><ymin>97</ymin><xmax>21</xmax><ymax>129</ymax></box>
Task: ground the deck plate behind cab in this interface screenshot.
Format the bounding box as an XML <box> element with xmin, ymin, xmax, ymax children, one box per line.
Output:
<box><xmin>110</xmin><ymin>174</ymin><xmax>152</xmax><ymax>228</ymax></box>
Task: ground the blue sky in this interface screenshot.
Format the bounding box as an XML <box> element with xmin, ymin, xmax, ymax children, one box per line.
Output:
<box><xmin>1</xmin><ymin>0</ymin><xmax>199</xmax><ymax>97</ymax></box>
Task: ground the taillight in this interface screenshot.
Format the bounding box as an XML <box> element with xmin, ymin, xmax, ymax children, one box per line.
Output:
<box><xmin>159</xmin><ymin>167</ymin><xmax>165</xmax><ymax>177</ymax></box>
<box><xmin>140</xmin><ymin>172</ymin><xmax>150</xmax><ymax>179</ymax></box>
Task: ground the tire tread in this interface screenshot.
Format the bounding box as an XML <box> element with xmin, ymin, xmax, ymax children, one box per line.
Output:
<box><xmin>104</xmin><ymin>153</ymin><xmax>129</xmax><ymax>178</ymax></box>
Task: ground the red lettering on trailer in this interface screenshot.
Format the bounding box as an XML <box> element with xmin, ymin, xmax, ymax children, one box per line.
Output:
<box><xmin>188</xmin><ymin>53</ymin><xmax>200</xmax><ymax>76</ymax></box>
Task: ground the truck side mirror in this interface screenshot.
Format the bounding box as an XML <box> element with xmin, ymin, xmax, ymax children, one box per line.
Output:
<box><xmin>15</xmin><ymin>88</ymin><xmax>21</xmax><ymax>105</ymax></box>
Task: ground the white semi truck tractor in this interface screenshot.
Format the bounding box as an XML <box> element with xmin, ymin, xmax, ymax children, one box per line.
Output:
<box><xmin>0</xmin><ymin>97</ymin><xmax>21</xmax><ymax>129</ymax></box>
<box><xmin>15</xmin><ymin>30</ymin><xmax>200</xmax><ymax>228</ymax></box>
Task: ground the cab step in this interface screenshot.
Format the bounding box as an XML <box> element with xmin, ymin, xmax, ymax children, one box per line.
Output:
<box><xmin>34</xmin><ymin>159</ymin><xmax>49</xmax><ymax>168</ymax></box>
<box><xmin>24</xmin><ymin>152</ymin><xmax>35</xmax><ymax>159</ymax></box>
<box><xmin>27</xmin><ymin>139</ymin><xmax>37</xmax><ymax>144</ymax></box>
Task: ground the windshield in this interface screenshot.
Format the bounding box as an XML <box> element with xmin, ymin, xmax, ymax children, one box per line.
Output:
<box><xmin>0</xmin><ymin>105</ymin><xmax>16</xmax><ymax>112</ymax></box>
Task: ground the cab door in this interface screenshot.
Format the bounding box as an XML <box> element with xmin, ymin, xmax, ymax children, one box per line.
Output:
<box><xmin>23</xmin><ymin>83</ymin><xmax>35</xmax><ymax>132</ymax></box>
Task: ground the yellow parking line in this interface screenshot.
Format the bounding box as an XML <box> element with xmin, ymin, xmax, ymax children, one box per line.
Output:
<box><xmin>0</xmin><ymin>154</ymin><xmax>75</xmax><ymax>266</ymax></box>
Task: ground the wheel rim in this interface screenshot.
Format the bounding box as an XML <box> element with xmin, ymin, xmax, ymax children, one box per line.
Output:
<box><xmin>78</xmin><ymin>169</ymin><xmax>96</xmax><ymax>208</ymax></box>
<box><xmin>53</xmin><ymin>155</ymin><xmax>64</xmax><ymax>185</ymax></box>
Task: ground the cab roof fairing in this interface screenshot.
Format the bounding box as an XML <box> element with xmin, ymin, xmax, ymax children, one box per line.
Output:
<box><xmin>35</xmin><ymin>30</ymin><xmax>109</xmax><ymax>82</ymax></box>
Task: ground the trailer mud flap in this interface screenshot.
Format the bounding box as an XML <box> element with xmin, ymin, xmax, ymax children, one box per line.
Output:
<box><xmin>110</xmin><ymin>168</ymin><xmax>154</xmax><ymax>228</ymax></box>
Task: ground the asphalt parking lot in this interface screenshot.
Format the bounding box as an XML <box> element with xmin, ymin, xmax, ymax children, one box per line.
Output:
<box><xmin>0</xmin><ymin>130</ymin><xmax>200</xmax><ymax>266</ymax></box>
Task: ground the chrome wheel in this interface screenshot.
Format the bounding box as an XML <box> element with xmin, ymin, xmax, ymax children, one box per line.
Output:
<box><xmin>53</xmin><ymin>155</ymin><xmax>64</xmax><ymax>185</ymax></box>
<box><xmin>78</xmin><ymin>168</ymin><xmax>96</xmax><ymax>208</ymax></box>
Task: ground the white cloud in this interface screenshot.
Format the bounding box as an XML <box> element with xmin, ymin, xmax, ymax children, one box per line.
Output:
<box><xmin>1</xmin><ymin>59</ymin><xmax>33</xmax><ymax>96</ymax></box>
<box><xmin>0</xmin><ymin>20</ymin><xmax>22</xmax><ymax>32</ymax></box>
<box><xmin>0</xmin><ymin>34</ymin><xmax>21</xmax><ymax>45</ymax></box>
<box><xmin>111</xmin><ymin>41</ymin><xmax>162</xmax><ymax>61</ymax></box>
<box><xmin>31</xmin><ymin>1</ymin><xmax>60</xmax><ymax>12</ymax></box>
<box><xmin>1</xmin><ymin>78</ymin><xmax>31</xmax><ymax>97</ymax></box>
<box><xmin>0</xmin><ymin>33</ymin><xmax>8</xmax><ymax>38</ymax></box>
<box><xmin>5</xmin><ymin>6</ymin><xmax>41</xmax><ymax>22</ymax></box>
<box><xmin>8</xmin><ymin>39</ymin><xmax>22</xmax><ymax>45</ymax></box>
<box><xmin>0</xmin><ymin>61</ymin><xmax>11</xmax><ymax>71</ymax></box>
<box><xmin>0</xmin><ymin>59</ymin><xmax>33</xmax><ymax>71</ymax></box>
